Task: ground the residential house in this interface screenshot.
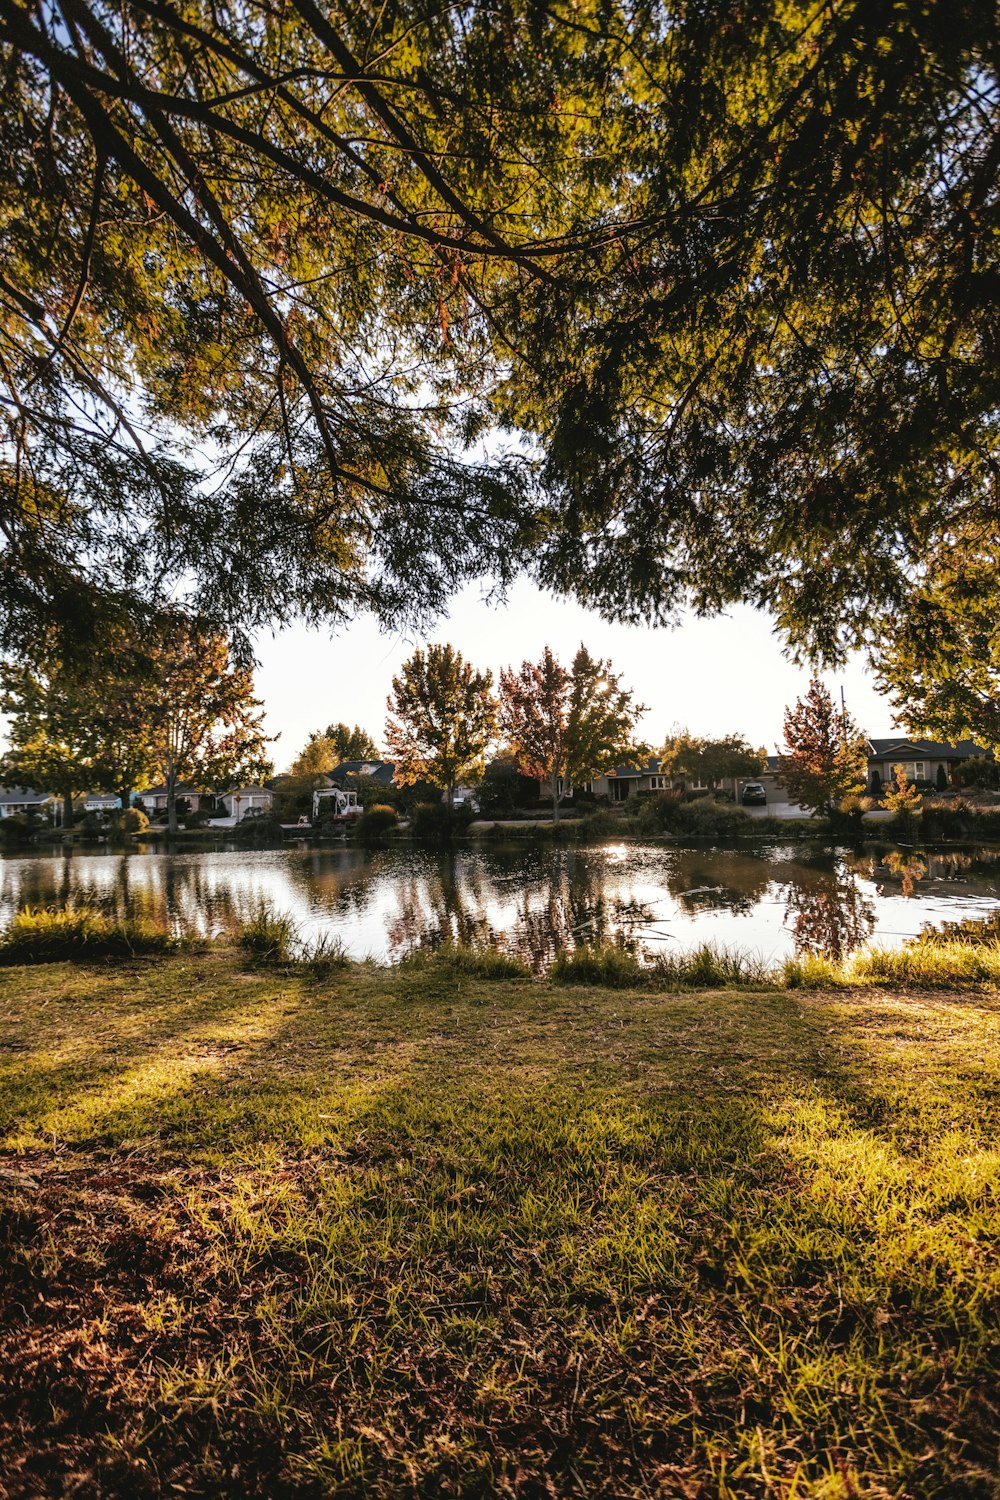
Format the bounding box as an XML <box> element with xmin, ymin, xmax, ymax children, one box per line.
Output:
<box><xmin>79</xmin><ymin>793</ymin><xmax>121</xmax><ymax>816</ymax></box>
<box><xmin>865</xmin><ymin>738</ymin><xmax>992</xmax><ymax>793</ymax></box>
<box><xmin>0</xmin><ymin>786</ymin><xmax>53</xmax><ymax>819</ymax></box>
<box><xmin>328</xmin><ymin>760</ymin><xmax>396</xmax><ymax>789</ymax></box>
<box><xmin>136</xmin><ymin>784</ymin><xmax>211</xmax><ymax>817</ymax></box>
<box><xmin>577</xmin><ymin>757</ymin><xmax>767</xmax><ymax>805</ymax></box>
<box><xmin>217</xmin><ymin>785</ymin><xmax>273</xmax><ymax>822</ymax></box>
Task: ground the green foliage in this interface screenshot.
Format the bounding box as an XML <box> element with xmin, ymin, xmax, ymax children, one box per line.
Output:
<box><xmin>660</xmin><ymin>731</ymin><xmax>765</xmax><ymax>788</ymax></box>
<box><xmin>385</xmin><ymin>644</ymin><xmax>497</xmax><ymax>805</ymax></box>
<box><xmin>477</xmin><ymin>755</ymin><xmax>537</xmax><ymax>817</ymax></box>
<box><xmin>951</xmin><ymin>756</ymin><xmax>1000</xmax><ymax>790</ymax></box>
<box><xmin>0</xmin><ymin>813</ymin><xmax>38</xmax><ymax>848</ymax></box>
<box><xmin>635</xmin><ymin>792</ymin><xmax>755</xmax><ymax>838</ymax></box>
<box><xmin>780</xmin><ymin>680</ymin><xmax>868</xmax><ymax>815</ymax></box>
<box><xmin>408</xmin><ymin>801</ymin><xmax>473</xmax><ymax>844</ymax></box>
<box><xmin>550</xmin><ymin>942</ymin><xmax>643</xmax><ymax>988</ymax></box>
<box><xmin>354</xmin><ymin>804</ymin><xmax>399</xmax><ymax>844</ymax></box>
<box><xmin>324</xmin><ymin>724</ymin><xmax>380</xmax><ymax>764</ymax></box>
<box><xmin>403</xmin><ymin>942</ymin><xmax>531</xmax><ymax>980</ymax></box>
<box><xmin>0</xmin><ymin>905</ymin><xmax>175</xmax><ymax>964</ymax></box>
<box><xmin>237</xmin><ymin>902</ymin><xmax>298</xmax><ymax>965</ymax></box>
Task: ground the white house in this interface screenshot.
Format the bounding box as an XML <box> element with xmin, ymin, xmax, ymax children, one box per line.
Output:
<box><xmin>0</xmin><ymin>786</ymin><xmax>53</xmax><ymax>818</ymax></box>
<box><xmin>217</xmin><ymin>785</ymin><xmax>273</xmax><ymax>822</ymax></box>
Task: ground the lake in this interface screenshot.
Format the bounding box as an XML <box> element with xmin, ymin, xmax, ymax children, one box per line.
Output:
<box><xmin>3</xmin><ymin>840</ymin><xmax>1000</xmax><ymax>966</ymax></box>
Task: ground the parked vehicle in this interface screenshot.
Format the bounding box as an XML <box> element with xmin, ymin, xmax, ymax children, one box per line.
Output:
<box><xmin>741</xmin><ymin>782</ymin><xmax>767</xmax><ymax>806</ymax></box>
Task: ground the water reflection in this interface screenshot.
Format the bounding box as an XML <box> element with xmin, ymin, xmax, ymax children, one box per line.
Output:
<box><xmin>3</xmin><ymin>841</ymin><xmax>1000</xmax><ymax>966</ymax></box>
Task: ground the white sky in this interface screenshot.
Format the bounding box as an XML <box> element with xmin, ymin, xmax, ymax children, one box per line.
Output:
<box><xmin>254</xmin><ymin>575</ymin><xmax>899</xmax><ymax>771</ymax></box>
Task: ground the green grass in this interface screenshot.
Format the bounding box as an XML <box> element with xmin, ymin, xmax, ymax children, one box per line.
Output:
<box><xmin>0</xmin><ymin>904</ymin><xmax>178</xmax><ymax>964</ymax></box>
<box><xmin>552</xmin><ymin>940</ymin><xmax>775</xmax><ymax>989</ymax></box>
<box><xmin>785</xmin><ymin>937</ymin><xmax>1000</xmax><ymax>991</ymax></box>
<box><xmin>0</xmin><ymin>951</ymin><xmax>999</xmax><ymax>1497</ymax></box>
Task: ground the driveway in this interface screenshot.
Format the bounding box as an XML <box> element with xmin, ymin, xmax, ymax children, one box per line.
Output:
<box><xmin>744</xmin><ymin>800</ymin><xmax>813</xmax><ymax>820</ymax></box>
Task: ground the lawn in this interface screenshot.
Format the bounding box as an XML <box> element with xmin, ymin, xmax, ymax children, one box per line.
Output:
<box><xmin>0</xmin><ymin>951</ymin><xmax>998</xmax><ymax>1498</ymax></box>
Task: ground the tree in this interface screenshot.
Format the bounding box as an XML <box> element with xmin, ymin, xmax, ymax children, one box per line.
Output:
<box><xmin>880</xmin><ymin>765</ymin><xmax>924</xmax><ymax>826</ymax></box>
<box><xmin>500</xmin><ymin>645</ymin><xmax>646</xmax><ymax>822</ymax></box>
<box><xmin>661</xmin><ymin>732</ymin><xmax>765</xmax><ymax>792</ymax></box>
<box><xmin>324</xmin><ymin>724</ymin><xmax>380</xmax><ymax>764</ymax></box>
<box><xmin>147</xmin><ymin>617</ymin><xmax>274</xmax><ymax>834</ymax></box>
<box><xmin>874</xmin><ymin>545</ymin><xmax>1000</xmax><ymax>754</ymax></box>
<box><xmin>385</xmin><ymin>645</ymin><xmax>497</xmax><ymax>810</ymax></box>
<box><xmin>288</xmin><ymin>734</ymin><xmax>340</xmax><ymax>778</ymax></box>
<box><xmin>0</xmin><ymin>3</ymin><xmax>996</xmax><ymax>659</ymax></box>
<box><xmin>0</xmin><ymin>624</ymin><xmax>160</xmax><ymax>823</ymax></box>
<box><xmin>780</xmin><ymin>680</ymin><xmax>868</xmax><ymax>816</ymax></box>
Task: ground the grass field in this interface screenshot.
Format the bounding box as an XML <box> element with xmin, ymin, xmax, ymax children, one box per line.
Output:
<box><xmin>1</xmin><ymin>950</ymin><xmax>999</xmax><ymax>1498</ymax></box>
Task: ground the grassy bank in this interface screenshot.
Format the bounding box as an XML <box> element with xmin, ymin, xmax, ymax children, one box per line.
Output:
<box><xmin>1</xmin><ymin>951</ymin><xmax>999</xmax><ymax>1498</ymax></box>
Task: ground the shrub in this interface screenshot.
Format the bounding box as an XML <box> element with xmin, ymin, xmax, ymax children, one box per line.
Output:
<box><xmin>951</xmin><ymin>756</ymin><xmax>1000</xmax><ymax>790</ymax></box>
<box><xmin>355</xmin><ymin>803</ymin><xmax>399</xmax><ymax>843</ymax></box>
<box><xmin>0</xmin><ymin>813</ymin><xmax>36</xmax><ymax>848</ymax></box>
<box><xmin>830</xmin><ymin>793</ymin><xmax>873</xmax><ymax>835</ymax></box>
<box><xmin>0</xmin><ymin>905</ymin><xmax>176</xmax><ymax>964</ymax></box>
<box><xmin>636</xmin><ymin>792</ymin><xmax>754</xmax><ymax>838</ymax></box>
<box><xmin>114</xmin><ymin>807</ymin><xmax>149</xmax><ymax>837</ymax></box>
<box><xmin>300</xmin><ymin>931</ymin><xmax>352</xmax><ymax>978</ymax></box>
<box><xmin>408</xmin><ymin>801</ymin><xmax>473</xmax><ymax>843</ymax></box>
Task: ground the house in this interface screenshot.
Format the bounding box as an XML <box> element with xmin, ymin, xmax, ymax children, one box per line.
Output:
<box><xmin>136</xmin><ymin>784</ymin><xmax>211</xmax><ymax>816</ymax></box>
<box><xmin>79</xmin><ymin>793</ymin><xmax>121</xmax><ymax>815</ymax></box>
<box><xmin>865</xmin><ymin>738</ymin><xmax>992</xmax><ymax>793</ymax></box>
<box><xmin>577</xmin><ymin>757</ymin><xmax>767</xmax><ymax>805</ymax></box>
<box><xmin>217</xmin><ymin>785</ymin><xmax>273</xmax><ymax>822</ymax></box>
<box><xmin>328</xmin><ymin>759</ymin><xmax>396</xmax><ymax>788</ymax></box>
<box><xmin>0</xmin><ymin>786</ymin><xmax>53</xmax><ymax>819</ymax></box>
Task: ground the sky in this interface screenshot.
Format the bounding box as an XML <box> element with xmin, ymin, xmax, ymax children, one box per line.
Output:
<box><xmin>253</xmin><ymin>576</ymin><xmax>900</xmax><ymax>771</ymax></box>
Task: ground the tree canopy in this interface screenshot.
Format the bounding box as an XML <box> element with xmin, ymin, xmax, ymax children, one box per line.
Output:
<box><xmin>385</xmin><ymin>643</ymin><xmax>497</xmax><ymax>806</ymax></box>
<box><xmin>1</xmin><ymin>1</ymin><xmax>996</xmax><ymax>663</ymax></box>
<box><xmin>660</xmin><ymin>733</ymin><xmax>765</xmax><ymax>790</ymax></box>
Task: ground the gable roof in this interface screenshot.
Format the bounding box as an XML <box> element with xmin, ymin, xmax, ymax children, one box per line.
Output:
<box><xmin>329</xmin><ymin>760</ymin><xmax>396</xmax><ymax>786</ymax></box>
<box><xmin>867</xmin><ymin>737</ymin><xmax>992</xmax><ymax>760</ymax></box>
<box><xmin>0</xmin><ymin>786</ymin><xmax>50</xmax><ymax>805</ymax></box>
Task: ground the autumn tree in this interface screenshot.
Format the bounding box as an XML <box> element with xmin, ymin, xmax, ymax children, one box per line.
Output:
<box><xmin>145</xmin><ymin>617</ymin><xmax>273</xmax><ymax>834</ymax></box>
<box><xmin>500</xmin><ymin>645</ymin><xmax>646</xmax><ymax>822</ymax></box>
<box><xmin>661</xmin><ymin>732</ymin><xmax>765</xmax><ymax>791</ymax></box>
<box><xmin>385</xmin><ymin>645</ymin><xmax>497</xmax><ymax>810</ymax></box>
<box><xmin>780</xmin><ymin>681</ymin><xmax>868</xmax><ymax>817</ymax></box>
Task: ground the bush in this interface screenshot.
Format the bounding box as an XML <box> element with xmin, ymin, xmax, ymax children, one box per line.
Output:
<box><xmin>114</xmin><ymin>807</ymin><xmax>149</xmax><ymax>837</ymax></box>
<box><xmin>830</xmin><ymin>793</ymin><xmax>873</xmax><ymax>835</ymax></box>
<box><xmin>951</xmin><ymin>755</ymin><xmax>1000</xmax><ymax>790</ymax></box>
<box><xmin>408</xmin><ymin>801</ymin><xmax>473</xmax><ymax>843</ymax></box>
<box><xmin>0</xmin><ymin>905</ymin><xmax>176</xmax><ymax>964</ymax></box>
<box><xmin>0</xmin><ymin>813</ymin><xmax>37</xmax><ymax>848</ymax></box>
<box><xmin>355</xmin><ymin>803</ymin><xmax>399</xmax><ymax>843</ymax></box>
<box><xmin>551</xmin><ymin>942</ymin><xmax>643</xmax><ymax>987</ymax></box>
<box><xmin>635</xmin><ymin>792</ymin><xmax>754</xmax><ymax>838</ymax></box>
<box><xmin>184</xmin><ymin>807</ymin><xmax>214</xmax><ymax>830</ymax></box>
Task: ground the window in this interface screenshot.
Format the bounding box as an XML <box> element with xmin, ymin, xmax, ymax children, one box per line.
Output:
<box><xmin>648</xmin><ymin>775</ymin><xmax>669</xmax><ymax>790</ymax></box>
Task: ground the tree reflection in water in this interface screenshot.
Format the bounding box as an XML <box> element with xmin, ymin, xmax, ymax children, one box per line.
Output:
<box><xmin>784</xmin><ymin>868</ymin><xmax>876</xmax><ymax>960</ymax></box>
<box><xmin>665</xmin><ymin>851</ymin><xmax>773</xmax><ymax>916</ymax></box>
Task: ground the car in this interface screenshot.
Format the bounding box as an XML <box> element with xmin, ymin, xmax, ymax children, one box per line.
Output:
<box><xmin>741</xmin><ymin>782</ymin><xmax>767</xmax><ymax>806</ymax></box>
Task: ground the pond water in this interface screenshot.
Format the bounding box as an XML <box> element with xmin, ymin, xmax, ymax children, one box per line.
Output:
<box><xmin>3</xmin><ymin>840</ymin><xmax>1000</xmax><ymax>967</ymax></box>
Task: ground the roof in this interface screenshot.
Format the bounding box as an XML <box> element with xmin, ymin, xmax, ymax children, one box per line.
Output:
<box><xmin>329</xmin><ymin>760</ymin><xmax>396</xmax><ymax>786</ymax></box>
<box><xmin>0</xmin><ymin>786</ymin><xmax>50</xmax><ymax>805</ymax></box>
<box><xmin>867</xmin><ymin>738</ymin><xmax>992</xmax><ymax>760</ymax></box>
<box><xmin>224</xmin><ymin>785</ymin><xmax>272</xmax><ymax>797</ymax></box>
<box><xmin>609</xmin><ymin>757</ymin><xmax>663</xmax><ymax>779</ymax></box>
<box><xmin>136</xmin><ymin>783</ymin><xmax>204</xmax><ymax>796</ymax></box>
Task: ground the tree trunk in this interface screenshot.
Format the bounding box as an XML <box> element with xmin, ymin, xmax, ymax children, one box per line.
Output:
<box><xmin>119</xmin><ymin>786</ymin><xmax>132</xmax><ymax>818</ymax></box>
<box><xmin>551</xmin><ymin>779</ymin><xmax>560</xmax><ymax>824</ymax></box>
<box><xmin>167</xmin><ymin>768</ymin><xmax>178</xmax><ymax>835</ymax></box>
<box><xmin>62</xmin><ymin>791</ymin><xmax>74</xmax><ymax>832</ymax></box>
